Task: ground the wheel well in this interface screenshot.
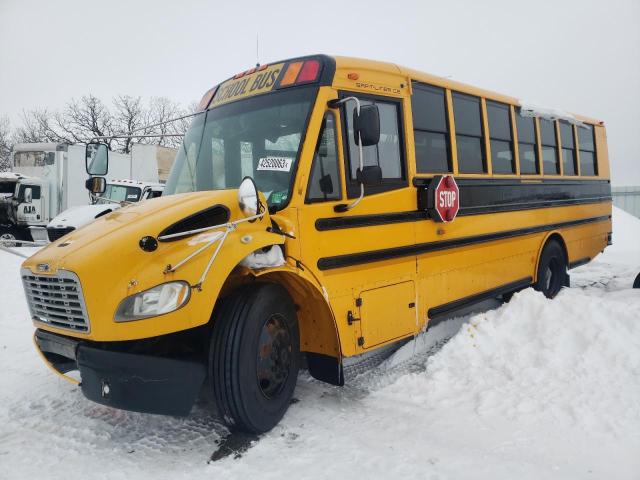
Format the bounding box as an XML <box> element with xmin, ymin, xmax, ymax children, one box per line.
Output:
<box><xmin>258</xmin><ymin>271</ymin><xmax>341</xmax><ymax>359</ymax></box>
<box><xmin>546</xmin><ymin>233</ymin><xmax>568</xmax><ymax>262</ymax></box>
<box><xmin>535</xmin><ymin>232</ymin><xmax>568</xmax><ymax>281</ymax></box>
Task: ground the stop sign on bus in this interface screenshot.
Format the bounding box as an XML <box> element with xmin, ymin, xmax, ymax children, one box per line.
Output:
<box><xmin>427</xmin><ymin>175</ymin><xmax>460</xmax><ymax>222</ymax></box>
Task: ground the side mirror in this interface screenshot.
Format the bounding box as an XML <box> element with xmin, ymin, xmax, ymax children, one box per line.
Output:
<box><xmin>85</xmin><ymin>177</ymin><xmax>106</xmax><ymax>195</ymax></box>
<box><xmin>86</xmin><ymin>142</ymin><xmax>109</xmax><ymax>176</ymax></box>
<box><xmin>356</xmin><ymin>165</ymin><xmax>382</xmax><ymax>186</ymax></box>
<box><xmin>23</xmin><ymin>187</ymin><xmax>33</xmax><ymax>204</ymax></box>
<box><xmin>319</xmin><ymin>174</ymin><xmax>334</xmax><ymax>195</ymax></box>
<box><xmin>45</xmin><ymin>152</ymin><xmax>55</xmax><ymax>165</ymax></box>
<box><xmin>238</xmin><ymin>177</ymin><xmax>261</xmax><ymax>218</ymax></box>
<box><xmin>353</xmin><ymin>104</ymin><xmax>380</xmax><ymax>147</ymax></box>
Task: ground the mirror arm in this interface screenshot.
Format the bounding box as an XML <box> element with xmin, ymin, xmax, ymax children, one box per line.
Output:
<box><xmin>330</xmin><ymin>95</ymin><xmax>365</xmax><ymax>213</ymax></box>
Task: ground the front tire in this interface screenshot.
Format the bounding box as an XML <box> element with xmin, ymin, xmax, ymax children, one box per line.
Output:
<box><xmin>209</xmin><ymin>283</ymin><xmax>299</xmax><ymax>433</ymax></box>
<box><xmin>534</xmin><ymin>240</ymin><xmax>567</xmax><ymax>298</ymax></box>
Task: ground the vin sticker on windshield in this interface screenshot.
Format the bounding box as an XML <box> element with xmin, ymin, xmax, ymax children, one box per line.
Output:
<box><xmin>257</xmin><ymin>157</ymin><xmax>293</xmax><ymax>172</ymax></box>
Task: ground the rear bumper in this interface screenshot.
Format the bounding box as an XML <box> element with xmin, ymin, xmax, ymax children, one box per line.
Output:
<box><xmin>34</xmin><ymin>329</ymin><xmax>206</xmax><ymax>416</ymax></box>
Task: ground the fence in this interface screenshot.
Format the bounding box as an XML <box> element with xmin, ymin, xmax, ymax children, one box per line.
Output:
<box><xmin>612</xmin><ymin>186</ymin><xmax>640</xmax><ymax>218</ymax></box>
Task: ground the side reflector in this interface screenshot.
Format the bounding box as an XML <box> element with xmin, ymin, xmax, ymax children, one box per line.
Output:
<box><xmin>347</xmin><ymin>72</ymin><xmax>359</xmax><ymax>80</ymax></box>
<box><xmin>297</xmin><ymin>60</ymin><xmax>320</xmax><ymax>83</ymax></box>
<box><xmin>280</xmin><ymin>61</ymin><xmax>304</xmax><ymax>86</ymax></box>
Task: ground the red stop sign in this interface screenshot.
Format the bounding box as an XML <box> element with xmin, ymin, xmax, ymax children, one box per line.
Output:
<box><xmin>432</xmin><ymin>175</ymin><xmax>459</xmax><ymax>222</ymax></box>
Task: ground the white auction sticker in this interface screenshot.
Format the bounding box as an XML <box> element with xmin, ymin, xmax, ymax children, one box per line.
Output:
<box><xmin>257</xmin><ymin>156</ymin><xmax>293</xmax><ymax>172</ymax></box>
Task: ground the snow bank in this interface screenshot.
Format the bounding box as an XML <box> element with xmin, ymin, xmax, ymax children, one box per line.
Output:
<box><xmin>373</xmin><ymin>286</ymin><xmax>640</xmax><ymax>479</ymax></box>
<box><xmin>1</xmin><ymin>207</ymin><xmax>638</xmax><ymax>480</ymax></box>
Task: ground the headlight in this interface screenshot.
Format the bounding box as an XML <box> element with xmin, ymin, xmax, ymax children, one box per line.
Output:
<box><xmin>114</xmin><ymin>281</ymin><xmax>191</xmax><ymax>322</ymax></box>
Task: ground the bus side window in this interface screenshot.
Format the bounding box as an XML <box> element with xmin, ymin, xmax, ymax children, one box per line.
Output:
<box><xmin>452</xmin><ymin>92</ymin><xmax>486</xmax><ymax>174</ymax></box>
<box><xmin>344</xmin><ymin>97</ymin><xmax>405</xmax><ymax>197</ymax></box>
<box><xmin>539</xmin><ymin>118</ymin><xmax>559</xmax><ymax>175</ymax></box>
<box><xmin>411</xmin><ymin>83</ymin><xmax>451</xmax><ymax>173</ymax></box>
<box><xmin>486</xmin><ymin>100</ymin><xmax>515</xmax><ymax>174</ymax></box>
<box><xmin>515</xmin><ymin>110</ymin><xmax>539</xmax><ymax>174</ymax></box>
<box><xmin>577</xmin><ymin>124</ymin><xmax>597</xmax><ymax>176</ymax></box>
<box><xmin>559</xmin><ymin>121</ymin><xmax>577</xmax><ymax>176</ymax></box>
<box><xmin>306</xmin><ymin>113</ymin><xmax>341</xmax><ymax>202</ymax></box>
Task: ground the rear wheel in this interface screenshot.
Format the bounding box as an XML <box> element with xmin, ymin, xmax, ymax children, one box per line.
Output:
<box><xmin>209</xmin><ymin>283</ymin><xmax>299</xmax><ymax>433</ymax></box>
<box><xmin>534</xmin><ymin>240</ymin><xmax>567</xmax><ymax>298</ymax></box>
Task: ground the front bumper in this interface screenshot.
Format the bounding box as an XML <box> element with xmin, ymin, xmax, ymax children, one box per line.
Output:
<box><xmin>35</xmin><ymin>329</ymin><xmax>206</xmax><ymax>416</ymax></box>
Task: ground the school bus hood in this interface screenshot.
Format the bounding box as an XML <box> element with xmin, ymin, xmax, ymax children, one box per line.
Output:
<box><xmin>21</xmin><ymin>189</ymin><xmax>276</xmax><ymax>340</ymax></box>
<box><xmin>24</xmin><ymin>190</ymin><xmax>239</xmax><ymax>270</ymax></box>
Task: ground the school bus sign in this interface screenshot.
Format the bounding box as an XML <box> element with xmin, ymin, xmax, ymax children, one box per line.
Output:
<box><xmin>209</xmin><ymin>63</ymin><xmax>285</xmax><ymax>107</ymax></box>
<box><xmin>428</xmin><ymin>175</ymin><xmax>460</xmax><ymax>222</ymax></box>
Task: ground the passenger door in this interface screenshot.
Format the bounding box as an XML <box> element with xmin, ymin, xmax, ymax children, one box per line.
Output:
<box><xmin>298</xmin><ymin>94</ymin><xmax>418</xmax><ymax>355</ymax></box>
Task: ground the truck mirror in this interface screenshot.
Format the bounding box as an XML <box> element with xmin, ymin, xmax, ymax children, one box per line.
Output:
<box><xmin>86</xmin><ymin>142</ymin><xmax>109</xmax><ymax>176</ymax></box>
<box><xmin>85</xmin><ymin>177</ymin><xmax>106</xmax><ymax>195</ymax></box>
<box><xmin>353</xmin><ymin>104</ymin><xmax>380</xmax><ymax>147</ymax></box>
<box><xmin>45</xmin><ymin>152</ymin><xmax>55</xmax><ymax>165</ymax></box>
<box><xmin>24</xmin><ymin>187</ymin><xmax>33</xmax><ymax>204</ymax></box>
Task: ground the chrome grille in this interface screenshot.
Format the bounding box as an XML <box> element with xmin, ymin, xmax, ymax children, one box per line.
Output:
<box><xmin>21</xmin><ymin>269</ymin><xmax>90</xmax><ymax>333</ymax></box>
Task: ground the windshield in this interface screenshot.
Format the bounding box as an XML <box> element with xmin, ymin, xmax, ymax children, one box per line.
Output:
<box><xmin>164</xmin><ymin>86</ymin><xmax>317</xmax><ymax>209</ymax></box>
<box><xmin>0</xmin><ymin>182</ymin><xmax>16</xmax><ymax>195</ymax></box>
<box><xmin>97</xmin><ymin>184</ymin><xmax>142</xmax><ymax>204</ymax></box>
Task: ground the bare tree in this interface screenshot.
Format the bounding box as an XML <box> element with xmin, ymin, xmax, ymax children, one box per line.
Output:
<box><xmin>0</xmin><ymin>116</ymin><xmax>12</xmax><ymax>171</ymax></box>
<box><xmin>13</xmin><ymin>109</ymin><xmax>70</xmax><ymax>144</ymax></box>
<box><xmin>56</xmin><ymin>95</ymin><xmax>114</xmax><ymax>148</ymax></box>
<box><xmin>8</xmin><ymin>94</ymin><xmax>194</xmax><ymax>158</ymax></box>
<box><xmin>112</xmin><ymin>95</ymin><xmax>151</xmax><ymax>153</ymax></box>
<box><xmin>146</xmin><ymin>97</ymin><xmax>192</xmax><ymax>148</ymax></box>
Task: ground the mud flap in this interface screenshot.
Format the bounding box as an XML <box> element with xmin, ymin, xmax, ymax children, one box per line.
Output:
<box><xmin>306</xmin><ymin>352</ymin><xmax>344</xmax><ymax>386</ymax></box>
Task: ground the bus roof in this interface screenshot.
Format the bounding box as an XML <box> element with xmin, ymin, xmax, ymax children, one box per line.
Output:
<box><xmin>332</xmin><ymin>55</ymin><xmax>604</xmax><ymax>125</ymax></box>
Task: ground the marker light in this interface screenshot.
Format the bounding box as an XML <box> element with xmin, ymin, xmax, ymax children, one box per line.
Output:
<box><xmin>280</xmin><ymin>61</ymin><xmax>304</xmax><ymax>86</ymax></box>
<box><xmin>197</xmin><ymin>87</ymin><xmax>216</xmax><ymax>111</ymax></box>
<box><xmin>114</xmin><ymin>281</ymin><xmax>191</xmax><ymax>322</ymax></box>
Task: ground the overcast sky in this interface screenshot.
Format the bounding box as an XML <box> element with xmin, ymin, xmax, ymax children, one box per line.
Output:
<box><xmin>1</xmin><ymin>0</ymin><xmax>638</xmax><ymax>184</ymax></box>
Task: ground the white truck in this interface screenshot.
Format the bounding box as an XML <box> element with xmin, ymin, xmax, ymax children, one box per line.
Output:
<box><xmin>46</xmin><ymin>179</ymin><xmax>165</xmax><ymax>242</ymax></box>
<box><xmin>0</xmin><ymin>143</ymin><xmax>175</xmax><ymax>244</ymax></box>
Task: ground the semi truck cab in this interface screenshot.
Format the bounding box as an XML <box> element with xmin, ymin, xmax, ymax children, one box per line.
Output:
<box><xmin>0</xmin><ymin>172</ymin><xmax>48</xmax><ymax>244</ymax></box>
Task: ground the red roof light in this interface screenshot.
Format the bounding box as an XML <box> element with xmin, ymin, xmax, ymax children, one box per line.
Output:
<box><xmin>297</xmin><ymin>60</ymin><xmax>320</xmax><ymax>83</ymax></box>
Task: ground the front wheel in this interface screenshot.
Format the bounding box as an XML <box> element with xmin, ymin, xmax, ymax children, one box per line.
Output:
<box><xmin>209</xmin><ymin>283</ymin><xmax>299</xmax><ymax>433</ymax></box>
<box><xmin>534</xmin><ymin>240</ymin><xmax>567</xmax><ymax>298</ymax></box>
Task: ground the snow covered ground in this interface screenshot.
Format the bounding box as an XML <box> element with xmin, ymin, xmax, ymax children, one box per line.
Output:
<box><xmin>1</xmin><ymin>207</ymin><xmax>639</xmax><ymax>480</ymax></box>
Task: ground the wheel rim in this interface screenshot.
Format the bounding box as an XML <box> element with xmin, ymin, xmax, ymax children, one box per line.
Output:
<box><xmin>544</xmin><ymin>265</ymin><xmax>553</xmax><ymax>291</ymax></box>
<box><xmin>256</xmin><ymin>313</ymin><xmax>292</xmax><ymax>399</ymax></box>
<box><xmin>545</xmin><ymin>257</ymin><xmax>560</xmax><ymax>294</ymax></box>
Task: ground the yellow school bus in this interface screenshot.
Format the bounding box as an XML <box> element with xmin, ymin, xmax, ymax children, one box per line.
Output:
<box><xmin>21</xmin><ymin>55</ymin><xmax>611</xmax><ymax>433</ymax></box>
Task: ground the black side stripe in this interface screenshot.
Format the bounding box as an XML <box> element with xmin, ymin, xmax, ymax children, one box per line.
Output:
<box><xmin>457</xmin><ymin>196</ymin><xmax>611</xmax><ymax>216</ymax></box>
<box><xmin>317</xmin><ymin>211</ymin><xmax>427</xmax><ymax>231</ymax></box>
<box><xmin>316</xmin><ymin>215</ymin><xmax>610</xmax><ymax>271</ymax></box>
<box><xmin>316</xmin><ymin>196</ymin><xmax>610</xmax><ymax>231</ymax></box>
<box><xmin>427</xmin><ymin>277</ymin><xmax>532</xmax><ymax>320</ymax></box>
